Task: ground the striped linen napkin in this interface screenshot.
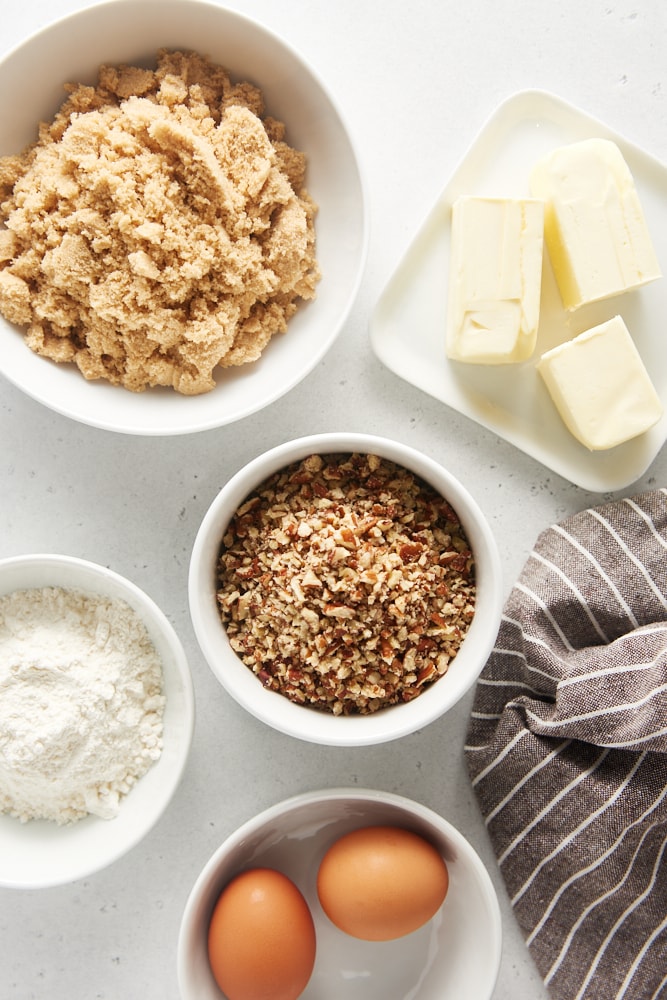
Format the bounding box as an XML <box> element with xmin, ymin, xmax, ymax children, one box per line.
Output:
<box><xmin>465</xmin><ymin>489</ymin><xmax>667</xmax><ymax>1000</ymax></box>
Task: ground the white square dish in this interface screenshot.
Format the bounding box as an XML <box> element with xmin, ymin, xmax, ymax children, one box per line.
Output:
<box><xmin>370</xmin><ymin>90</ymin><xmax>667</xmax><ymax>492</ymax></box>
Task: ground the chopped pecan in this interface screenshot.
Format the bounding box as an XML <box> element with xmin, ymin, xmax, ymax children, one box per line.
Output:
<box><xmin>216</xmin><ymin>453</ymin><xmax>476</xmax><ymax>715</ymax></box>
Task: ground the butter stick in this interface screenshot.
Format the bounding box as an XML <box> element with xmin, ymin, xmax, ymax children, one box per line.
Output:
<box><xmin>537</xmin><ymin>315</ymin><xmax>663</xmax><ymax>450</ymax></box>
<box><xmin>446</xmin><ymin>196</ymin><xmax>544</xmax><ymax>364</ymax></box>
<box><xmin>530</xmin><ymin>138</ymin><xmax>661</xmax><ymax>311</ymax></box>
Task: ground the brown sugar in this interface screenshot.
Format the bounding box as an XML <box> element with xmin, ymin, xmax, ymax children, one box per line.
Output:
<box><xmin>0</xmin><ymin>50</ymin><xmax>320</xmax><ymax>394</ymax></box>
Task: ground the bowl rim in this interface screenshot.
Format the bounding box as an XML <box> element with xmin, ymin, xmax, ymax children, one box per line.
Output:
<box><xmin>177</xmin><ymin>786</ymin><xmax>503</xmax><ymax>1000</ymax></box>
<box><xmin>0</xmin><ymin>0</ymin><xmax>370</xmax><ymax>435</ymax></box>
<box><xmin>188</xmin><ymin>432</ymin><xmax>503</xmax><ymax>747</ymax></box>
<box><xmin>0</xmin><ymin>552</ymin><xmax>196</xmax><ymax>888</ymax></box>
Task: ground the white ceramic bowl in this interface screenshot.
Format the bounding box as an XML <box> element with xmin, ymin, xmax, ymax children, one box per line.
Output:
<box><xmin>0</xmin><ymin>0</ymin><xmax>367</xmax><ymax>435</ymax></box>
<box><xmin>178</xmin><ymin>787</ymin><xmax>502</xmax><ymax>1000</ymax></box>
<box><xmin>0</xmin><ymin>553</ymin><xmax>195</xmax><ymax>888</ymax></box>
<box><xmin>189</xmin><ymin>433</ymin><xmax>503</xmax><ymax>746</ymax></box>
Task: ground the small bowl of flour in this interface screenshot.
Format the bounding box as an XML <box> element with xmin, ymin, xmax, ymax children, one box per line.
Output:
<box><xmin>0</xmin><ymin>553</ymin><xmax>194</xmax><ymax>888</ymax></box>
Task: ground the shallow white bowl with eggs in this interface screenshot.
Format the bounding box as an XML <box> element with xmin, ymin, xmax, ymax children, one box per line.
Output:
<box><xmin>188</xmin><ymin>432</ymin><xmax>503</xmax><ymax>747</ymax></box>
<box><xmin>0</xmin><ymin>0</ymin><xmax>367</xmax><ymax>434</ymax></box>
<box><xmin>177</xmin><ymin>787</ymin><xmax>502</xmax><ymax>1000</ymax></box>
<box><xmin>0</xmin><ymin>553</ymin><xmax>195</xmax><ymax>889</ymax></box>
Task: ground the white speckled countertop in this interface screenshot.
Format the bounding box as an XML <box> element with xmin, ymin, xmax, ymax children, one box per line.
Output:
<box><xmin>1</xmin><ymin>1</ymin><xmax>666</xmax><ymax>997</ymax></box>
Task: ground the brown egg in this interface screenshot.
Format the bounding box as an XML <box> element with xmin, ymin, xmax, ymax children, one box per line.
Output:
<box><xmin>316</xmin><ymin>825</ymin><xmax>449</xmax><ymax>941</ymax></box>
<box><xmin>207</xmin><ymin>867</ymin><xmax>316</xmax><ymax>1000</ymax></box>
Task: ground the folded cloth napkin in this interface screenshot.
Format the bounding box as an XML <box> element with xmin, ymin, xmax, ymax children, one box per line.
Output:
<box><xmin>465</xmin><ymin>489</ymin><xmax>667</xmax><ymax>1000</ymax></box>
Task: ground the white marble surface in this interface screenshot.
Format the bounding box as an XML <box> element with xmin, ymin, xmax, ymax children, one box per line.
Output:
<box><xmin>1</xmin><ymin>1</ymin><xmax>666</xmax><ymax>997</ymax></box>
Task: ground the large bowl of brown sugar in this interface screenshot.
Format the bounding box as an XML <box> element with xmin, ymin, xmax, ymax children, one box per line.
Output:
<box><xmin>189</xmin><ymin>433</ymin><xmax>504</xmax><ymax>746</ymax></box>
<box><xmin>0</xmin><ymin>1</ymin><xmax>367</xmax><ymax>434</ymax></box>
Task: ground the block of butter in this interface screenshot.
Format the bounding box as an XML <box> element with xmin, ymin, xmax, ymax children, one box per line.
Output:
<box><xmin>537</xmin><ymin>315</ymin><xmax>663</xmax><ymax>450</ymax></box>
<box><xmin>446</xmin><ymin>196</ymin><xmax>544</xmax><ymax>364</ymax></box>
<box><xmin>530</xmin><ymin>138</ymin><xmax>661</xmax><ymax>311</ymax></box>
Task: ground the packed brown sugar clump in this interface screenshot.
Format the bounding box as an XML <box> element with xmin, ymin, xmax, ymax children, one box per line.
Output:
<box><xmin>217</xmin><ymin>453</ymin><xmax>476</xmax><ymax>716</ymax></box>
<box><xmin>0</xmin><ymin>50</ymin><xmax>320</xmax><ymax>394</ymax></box>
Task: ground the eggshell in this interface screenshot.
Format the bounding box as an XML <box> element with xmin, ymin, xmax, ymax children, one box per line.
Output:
<box><xmin>207</xmin><ymin>867</ymin><xmax>316</xmax><ymax>1000</ymax></box>
<box><xmin>316</xmin><ymin>825</ymin><xmax>449</xmax><ymax>941</ymax></box>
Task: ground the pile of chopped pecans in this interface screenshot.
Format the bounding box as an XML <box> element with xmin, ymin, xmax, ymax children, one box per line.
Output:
<box><xmin>216</xmin><ymin>453</ymin><xmax>476</xmax><ymax>715</ymax></box>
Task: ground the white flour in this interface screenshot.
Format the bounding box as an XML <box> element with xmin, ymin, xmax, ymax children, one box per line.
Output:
<box><xmin>0</xmin><ymin>586</ymin><xmax>165</xmax><ymax>825</ymax></box>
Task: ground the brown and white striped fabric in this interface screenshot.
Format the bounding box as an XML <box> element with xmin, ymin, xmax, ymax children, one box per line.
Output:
<box><xmin>465</xmin><ymin>489</ymin><xmax>667</xmax><ymax>1000</ymax></box>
